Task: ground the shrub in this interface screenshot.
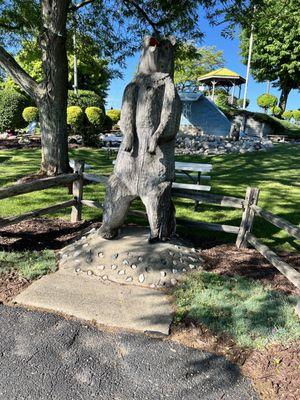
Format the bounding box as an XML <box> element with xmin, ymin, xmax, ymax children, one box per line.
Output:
<box><xmin>282</xmin><ymin>110</ymin><xmax>293</xmax><ymax>120</ymax></box>
<box><xmin>236</xmin><ymin>98</ymin><xmax>250</xmax><ymax>109</ymax></box>
<box><xmin>103</xmin><ymin>114</ymin><xmax>113</xmax><ymax>131</ymax></box>
<box><xmin>215</xmin><ymin>92</ymin><xmax>229</xmax><ymax>109</ymax></box>
<box><xmin>67</xmin><ymin>106</ymin><xmax>84</xmax><ymax>132</ymax></box>
<box><xmin>0</xmin><ymin>89</ymin><xmax>29</xmax><ymax>131</ymax></box>
<box><xmin>85</xmin><ymin>107</ymin><xmax>105</xmax><ymax>128</ymax></box>
<box><xmin>67</xmin><ymin>90</ymin><xmax>104</xmax><ymax>110</ymax></box>
<box><xmin>22</xmin><ymin>107</ymin><xmax>39</xmax><ymax>123</ymax></box>
<box><xmin>271</xmin><ymin>105</ymin><xmax>282</xmax><ymax>117</ymax></box>
<box><xmin>257</xmin><ymin>93</ymin><xmax>278</xmax><ymax>112</ymax></box>
<box><xmin>106</xmin><ymin>109</ymin><xmax>121</xmax><ymax>124</ymax></box>
<box><xmin>293</xmin><ymin>110</ymin><xmax>300</xmax><ymax>123</ymax></box>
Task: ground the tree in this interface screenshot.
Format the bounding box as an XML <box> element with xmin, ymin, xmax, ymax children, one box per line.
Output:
<box><xmin>174</xmin><ymin>43</ymin><xmax>224</xmax><ymax>91</ymax></box>
<box><xmin>257</xmin><ymin>93</ymin><xmax>277</xmax><ymax>113</ymax></box>
<box><xmin>240</xmin><ymin>0</ymin><xmax>300</xmax><ymax>111</ymax></box>
<box><xmin>282</xmin><ymin>110</ymin><xmax>293</xmax><ymax>121</ymax></box>
<box><xmin>0</xmin><ymin>0</ymin><xmax>254</xmax><ymax>175</ymax></box>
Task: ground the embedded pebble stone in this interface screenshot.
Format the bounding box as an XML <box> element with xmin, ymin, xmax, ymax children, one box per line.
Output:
<box><xmin>83</xmin><ymin>243</ymin><xmax>89</xmax><ymax>248</ymax></box>
<box><xmin>188</xmin><ymin>257</ymin><xmax>196</xmax><ymax>262</ymax></box>
<box><xmin>160</xmin><ymin>271</ymin><xmax>166</xmax><ymax>277</ymax></box>
<box><xmin>75</xmin><ymin>268</ymin><xmax>81</xmax><ymax>273</ymax></box>
<box><xmin>97</xmin><ymin>265</ymin><xmax>105</xmax><ymax>270</ymax></box>
<box><xmin>172</xmin><ymin>269</ymin><xmax>178</xmax><ymax>274</ymax></box>
<box><xmin>74</xmin><ymin>259</ymin><xmax>80</xmax><ymax>264</ymax></box>
<box><xmin>87</xmin><ymin>270</ymin><xmax>93</xmax><ymax>276</ymax></box>
<box><xmin>189</xmin><ymin>264</ymin><xmax>195</xmax><ymax>269</ymax></box>
<box><xmin>102</xmin><ymin>275</ymin><xmax>108</xmax><ymax>280</ymax></box>
<box><xmin>118</xmin><ymin>270</ymin><xmax>125</xmax><ymax>275</ymax></box>
<box><xmin>126</xmin><ymin>276</ymin><xmax>133</xmax><ymax>282</ymax></box>
<box><xmin>98</xmin><ymin>252</ymin><xmax>104</xmax><ymax>258</ymax></box>
<box><xmin>111</xmin><ymin>265</ymin><xmax>117</xmax><ymax>270</ymax></box>
<box><xmin>138</xmin><ymin>256</ymin><xmax>143</xmax><ymax>262</ymax></box>
<box><xmin>182</xmin><ymin>268</ymin><xmax>186</xmax><ymax>272</ymax></box>
<box><xmin>122</xmin><ymin>259</ymin><xmax>129</xmax><ymax>265</ymax></box>
<box><xmin>173</xmin><ymin>260</ymin><xmax>177</xmax><ymax>266</ymax></box>
<box><xmin>139</xmin><ymin>274</ymin><xmax>145</xmax><ymax>283</ymax></box>
<box><xmin>74</xmin><ymin>250</ymin><xmax>82</xmax><ymax>258</ymax></box>
<box><xmin>131</xmin><ymin>264</ymin><xmax>137</xmax><ymax>270</ymax></box>
<box><xmin>171</xmin><ymin>278</ymin><xmax>177</xmax><ymax>286</ymax></box>
<box><xmin>112</xmin><ymin>253</ymin><xmax>118</xmax><ymax>260</ymax></box>
<box><xmin>168</xmin><ymin>251</ymin><xmax>173</xmax><ymax>256</ymax></box>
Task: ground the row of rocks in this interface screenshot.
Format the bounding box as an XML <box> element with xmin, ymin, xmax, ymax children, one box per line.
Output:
<box><xmin>176</xmin><ymin>134</ymin><xmax>274</xmax><ymax>156</ymax></box>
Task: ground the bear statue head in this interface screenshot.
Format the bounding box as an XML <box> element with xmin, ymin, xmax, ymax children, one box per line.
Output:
<box><xmin>137</xmin><ymin>35</ymin><xmax>176</xmax><ymax>77</ymax></box>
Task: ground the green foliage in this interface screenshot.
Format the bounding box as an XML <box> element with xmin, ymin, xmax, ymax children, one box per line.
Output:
<box><xmin>236</xmin><ymin>98</ymin><xmax>250</xmax><ymax>108</ymax></box>
<box><xmin>106</xmin><ymin>109</ymin><xmax>121</xmax><ymax>124</ymax></box>
<box><xmin>215</xmin><ymin>92</ymin><xmax>229</xmax><ymax>109</ymax></box>
<box><xmin>0</xmin><ymin>89</ymin><xmax>29</xmax><ymax>131</ymax></box>
<box><xmin>85</xmin><ymin>107</ymin><xmax>105</xmax><ymax>127</ymax></box>
<box><xmin>22</xmin><ymin>106</ymin><xmax>38</xmax><ymax>123</ymax></box>
<box><xmin>240</xmin><ymin>0</ymin><xmax>300</xmax><ymax>109</ymax></box>
<box><xmin>174</xmin><ymin>43</ymin><xmax>224</xmax><ymax>91</ymax></box>
<box><xmin>0</xmin><ymin>249</ymin><xmax>57</xmax><ymax>280</ymax></box>
<box><xmin>282</xmin><ymin>110</ymin><xmax>293</xmax><ymax>120</ymax></box>
<box><xmin>173</xmin><ymin>272</ymin><xmax>300</xmax><ymax>348</ymax></box>
<box><xmin>292</xmin><ymin>110</ymin><xmax>300</xmax><ymax>122</ymax></box>
<box><xmin>67</xmin><ymin>106</ymin><xmax>84</xmax><ymax>131</ymax></box>
<box><xmin>257</xmin><ymin>93</ymin><xmax>278</xmax><ymax>111</ymax></box>
<box><xmin>68</xmin><ymin>90</ymin><xmax>103</xmax><ymax>110</ymax></box>
<box><xmin>271</xmin><ymin>106</ymin><xmax>282</xmax><ymax>117</ymax></box>
<box><xmin>103</xmin><ymin>114</ymin><xmax>114</xmax><ymax>131</ymax></box>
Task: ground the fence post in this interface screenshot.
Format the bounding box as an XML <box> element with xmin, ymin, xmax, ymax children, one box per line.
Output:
<box><xmin>71</xmin><ymin>160</ymin><xmax>84</xmax><ymax>222</ymax></box>
<box><xmin>236</xmin><ymin>187</ymin><xmax>260</xmax><ymax>248</ymax></box>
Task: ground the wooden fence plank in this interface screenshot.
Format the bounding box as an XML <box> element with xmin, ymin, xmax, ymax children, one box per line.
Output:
<box><xmin>83</xmin><ymin>173</ymin><xmax>108</xmax><ymax>185</ymax></box>
<box><xmin>251</xmin><ymin>205</ymin><xmax>300</xmax><ymax>240</ymax></box>
<box><xmin>0</xmin><ymin>200</ymin><xmax>76</xmax><ymax>229</ymax></box>
<box><xmin>236</xmin><ymin>187</ymin><xmax>260</xmax><ymax>248</ymax></box>
<box><xmin>71</xmin><ymin>161</ymin><xmax>84</xmax><ymax>223</ymax></box>
<box><xmin>0</xmin><ymin>174</ymin><xmax>78</xmax><ymax>200</ymax></box>
<box><xmin>172</xmin><ymin>190</ymin><xmax>244</xmax><ymax>209</ymax></box>
<box><xmin>176</xmin><ymin>218</ymin><xmax>239</xmax><ymax>234</ymax></box>
<box><xmin>246</xmin><ymin>233</ymin><xmax>300</xmax><ymax>290</ymax></box>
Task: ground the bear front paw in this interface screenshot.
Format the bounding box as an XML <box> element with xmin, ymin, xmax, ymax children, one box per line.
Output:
<box><xmin>147</xmin><ymin>138</ymin><xmax>157</xmax><ymax>154</ymax></box>
<box><xmin>123</xmin><ymin>136</ymin><xmax>133</xmax><ymax>152</ymax></box>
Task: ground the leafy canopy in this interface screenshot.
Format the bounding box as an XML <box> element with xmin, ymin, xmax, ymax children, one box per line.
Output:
<box><xmin>174</xmin><ymin>43</ymin><xmax>224</xmax><ymax>91</ymax></box>
<box><xmin>240</xmin><ymin>0</ymin><xmax>300</xmax><ymax>92</ymax></box>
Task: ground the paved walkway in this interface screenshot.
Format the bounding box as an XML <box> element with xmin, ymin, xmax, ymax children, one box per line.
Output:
<box><xmin>0</xmin><ymin>305</ymin><xmax>258</xmax><ymax>400</ymax></box>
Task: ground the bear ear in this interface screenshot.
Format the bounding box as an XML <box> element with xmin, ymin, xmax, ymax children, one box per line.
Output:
<box><xmin>168</xmin><ymin>36</ymin><xmax>176</xmax><ymax>46</ymax></box>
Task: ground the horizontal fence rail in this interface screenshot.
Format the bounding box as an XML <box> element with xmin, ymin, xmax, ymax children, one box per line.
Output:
<box><xmin>0</xmin><ymin>174</ymin><xmax>78</xmax><ymax>200</ymax></box>
<box><xmin>251</xmin><ymin>204</ymin><xmax>300</xmax><ymax>240</ymax></box>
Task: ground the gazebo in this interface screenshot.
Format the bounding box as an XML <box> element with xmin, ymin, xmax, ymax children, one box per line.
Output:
<box><xmin>198</xmin><ymin>68</ymin><xmax>246</xmax><ymax>103</ymax></box>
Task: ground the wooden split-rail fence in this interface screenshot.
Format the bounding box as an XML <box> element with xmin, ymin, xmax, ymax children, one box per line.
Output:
<box><xmin>0</xmin><ymin>160</ymin><xmax>299</xmax><ymax>315</ymax></box>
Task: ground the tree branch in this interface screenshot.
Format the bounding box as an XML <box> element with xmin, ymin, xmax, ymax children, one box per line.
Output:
<box><xmin>0</xmin><ymin>46</ymin><xmax>39</xmax><ymax>99</ymax></box>
<box><xmin>70</xmin><ymin>0</ymin><xmax>95</xmax><ymax>12</ymax></box>
<box><xmin>123</xmin><ymin>0</ymin><xmax>160</xmax><ymax>35</ymax></box>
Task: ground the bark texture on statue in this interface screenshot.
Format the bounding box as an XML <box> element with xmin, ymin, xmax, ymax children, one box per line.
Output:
<box><xmin>99</xmin><ymin>36</ymin><xmax>181</xmax><ymax>241</ymax></box>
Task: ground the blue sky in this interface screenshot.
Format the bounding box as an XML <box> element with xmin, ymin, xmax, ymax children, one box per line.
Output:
<box><xmin>107</xmin><ymin>16</ymin><xmax>299</xmax><ymax>113</ymax></box>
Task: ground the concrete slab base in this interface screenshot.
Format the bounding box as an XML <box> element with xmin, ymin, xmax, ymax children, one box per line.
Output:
<box><xmin>14</xmin><ymin>270</ymin><xmax>173</xmax><ymax>335</ymax></box>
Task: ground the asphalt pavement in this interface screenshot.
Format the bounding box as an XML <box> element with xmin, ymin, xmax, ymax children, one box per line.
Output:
<box><xmin>0</xmin><ymin>305</ymin><xmax>258</xmax><ymax>400</ymax></box>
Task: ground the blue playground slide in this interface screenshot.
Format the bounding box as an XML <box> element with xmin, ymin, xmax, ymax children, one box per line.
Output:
<box><xmin>179</xmin><ymin>92</ymin><xmax>231</xmax><ymax>137</ymax></box>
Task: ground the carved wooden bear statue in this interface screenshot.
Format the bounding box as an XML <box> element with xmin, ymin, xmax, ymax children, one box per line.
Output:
<box><xmin>99</xmin><ymin>35</ymin><xmax>182</xmax><ymax>241</ymax></box>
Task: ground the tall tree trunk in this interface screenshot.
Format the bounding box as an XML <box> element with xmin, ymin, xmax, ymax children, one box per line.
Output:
<box><xmin>279</xmin><ymin>86</ymin><xmax>291</xmax><ymax>112</ymax></box>
<box><xmin>38</xmin><ymin>0</ymin><xmax>70</xmax><ymax>175</ymax></box>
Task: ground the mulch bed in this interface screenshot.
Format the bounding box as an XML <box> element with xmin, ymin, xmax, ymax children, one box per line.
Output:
<box><xmin>0</xmin><ymin>138</ymin><xmax>41</xmax><ymax>150</ymax></box>
<box><xmin>0</xmin><ymin>217</ymin><xmax>299</xmax><ymax>399</ymax></box>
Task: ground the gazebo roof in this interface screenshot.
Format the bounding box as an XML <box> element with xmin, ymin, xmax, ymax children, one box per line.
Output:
<box><xmin>198</xmin><ymin>68</ymin><xmax>246</xmax><ymax>85</ymax></box>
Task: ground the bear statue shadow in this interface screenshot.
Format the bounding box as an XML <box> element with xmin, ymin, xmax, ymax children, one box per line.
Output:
<box><xmin>99</xmin><ymin>35</ymin><xmax>182</xmax><ymax>242</ymax></box>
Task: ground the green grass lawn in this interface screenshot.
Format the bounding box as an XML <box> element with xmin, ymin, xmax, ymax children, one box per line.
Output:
<box><xmin>0</xmin><ymin>143</ymin><xmax>299</xmax><ymax>251</ymax></box>
<box><xmin>173</xmin><ymin>271</ymin><xmax>300</xmax><ymax>348</ymax></box>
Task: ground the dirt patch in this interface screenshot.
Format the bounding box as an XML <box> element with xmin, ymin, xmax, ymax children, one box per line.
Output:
<box><xmin>0</xmin><ymin>217</ymin><xmax>102</xmax><ymax>252</ymax></box>
<box><xmin>0</xmin><ymin>270</ymin><xmax>30</xmax><ymax>303</ymax></box>
<box><xmin>200</xmin><ymin>244</ymin><xmax>300</xmax><ymax>297</ymax></box>
<box><xmin>0</xmin><ymin>138</ymin><xmax>41</xmax><ymax>150</ymax></box>
<box><xmin>170</xmin><ymin>321</ymin><xmax>299</xmax><ymax>400</ymax></box>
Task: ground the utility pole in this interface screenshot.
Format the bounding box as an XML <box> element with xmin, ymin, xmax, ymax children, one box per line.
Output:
<box><xmin>242</xmin><ymin>6</ymin><xmax>256</xmax><ymax>109</ymax></box>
